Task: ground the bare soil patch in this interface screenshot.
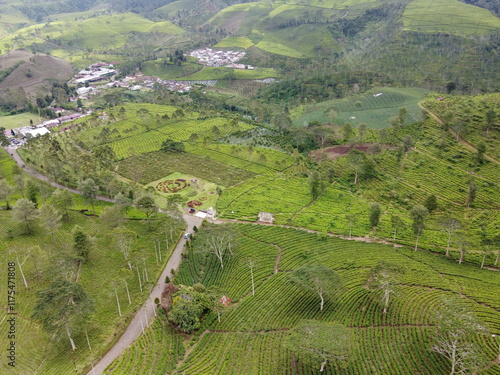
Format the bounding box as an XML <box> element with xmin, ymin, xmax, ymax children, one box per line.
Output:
<box><xmin>311</xmin><ymin>143</ymin><xmax>396</xmax><ymax>160</ymax></box>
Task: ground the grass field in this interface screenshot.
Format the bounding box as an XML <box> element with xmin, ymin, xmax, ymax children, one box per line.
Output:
<box><xmin>142</xmin><ymin>58</ymin><xmax>203</xmax><ymax>80</ymax></box>
<box><xmin>176</xmin><ymin>66</ymin><xmax>278</xmax><ymax>80</ymax></box>
<box><xmin>0</xmin><ymin>112</ymin><xmax>39</xmax><ymax>130</ymax></box>
<box><xmin>291</xmin><ymin>87</ymin><xmax>430</xmax><ymax>128</ymax></box>
<box><xmin>107</xmin><ymin>224</ymin><xmax>500</xmax><ymax>374</ymax></box>
<box><xmin>403</xmin><ymin>0</ymin><xmax>500</xmax><ymax>36</ymax></box>
<box><xmin>214</xmin><ymin>36</ymin><xmax>255</xmax><ymax>49</ymax></box>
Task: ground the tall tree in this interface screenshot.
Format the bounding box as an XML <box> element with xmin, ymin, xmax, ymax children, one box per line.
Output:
<box><xmin>424</xmin><ymin>194</ymin><xmax>438</xmax><ymax>213</ymax></box>
<box><xmin>135</xmin><ymin>195</ymin><xmax>157</xmax><ymax>228</ymax></box>
<box><xmin>0</xmin><ymin>178</ymin><xmax>14</xmax><ymax>209</ymax></box>
<box><xmin>12</xmin><ymin>198</ymin><xmax>38</xmax><ymax>234</ymax></box>
<box><xmin>466</xmin><ymin>178</ymin><xmax>477</xmax><ymax>208</ymax></box>
<box><xmin>73</xmin><ymin>226</ymin><xmax>92</xmax><ymax>264</ymax></box>
<box><xmin>410</xmin><ymin>205</ymin><xmax>428</xmax><ymax>251</ymax></box>
<box><xmin>196</xmin><ymin>223</ymin><xmax>236</xmax><ymax>268</ymax></box>
<box><xmin>439</xmin><ymin>217</ymin><xmax>461</xmax><ymax>257</ymax></box>
<box><xmin>39</xmin><ymin>203</ymin><xmax>62</xmax><ymax>241</ymax></box>
<box><xmin>432</xmin><ymin>299</ymin><xmax>487</xmax><ymax>375</ymax></box>
<box><xmin>32</xmin><ymin>280</ymin><xmax>94</xmax><ymax>351</ymax></box>
<box><xmin>366</xmin><ymin>261</ymin><xmax>404</xmax><ymax>314</ymax></box>
<box><xmin>51</xmin><ymin>189</ymin><xmax>74</xmax><ymax>219</ymax></box>
<box><xmin>347</xmin><ymin>149</ymin><xmax>365</xmax><ymax>185</ymax></box>
<box><xmin>369</xmin><ymin>203</ymin><xmax>382</xmax><ymax>228</ymax></box>
<box><xmin>286</xmin><ymin>320</ymin><xmax>351</xmax><ymax>372</ymax></box>
<box><xmin>78</xmin><ymin>178</ymin><xmax>98</xmax><ymax>214</ymax></box>
<box><xmin>390</xmin><ymin>214</ymin><xmax>404</xmax><ymax>243</ymax></box>
<box><xmin>309</xmin><ymin>170</ymin><xmax>324</xmax><ymax>200</ymax></box>
<box><xmin>290</xmin><ymin>264</ymin><xmax>342</xmax><ymax>311</ymax></box>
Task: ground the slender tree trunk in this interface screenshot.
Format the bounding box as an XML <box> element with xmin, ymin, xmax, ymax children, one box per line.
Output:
<box><xmin>414</xmin><ymin>233</ymin><xmax>420</xmax><ymax>252</ymax></box>
<box><xmin>481</xmin><ymin>254</ymin><xmax>486</xmax><ymax>269</ymax></box>
<box><xmin>136</xmin><ymin>266</ymin><xmax>143</xmax><ymax>292</ymax></box>
<box><xmin>320</xmin><ymin>359</ymin><xmax>327</xmax><ymax>372</ymax></box>
<box><xmin>85</xmin><ymin>329</ymin><xmax>91</xmax><ymax>350</ymax></box>
<box><xmin>446</xmin><ymin>232</ymin><xmax>452</xmax><ymax>256</ymax></box>
<box><xmin>125</xmin><ymin>281</ymin><xmax>131</xmax><ymax>304</ymax></box>
<box><xmin>16</xmin><ymin>256</ymin><xmax>29</xmax><ymax>289</ymax></box>
<box><xmin>66</xmin><ymin>323</ymin><xmax>77</xmax><ymax>351</ymax></box>
<box><xmin>495</xmin><ymin>251</ymin><xmax>499</xmax><ymax>266</ymax></box>
<box><xmin>115</xmin><ymin>289</ymin><xmax>122</xmax><ymax>317</ymax></box>
<box><xmin>319</xmin><ymin>294</ymin><xmax>324</xmax><ymax>311</ymax></box>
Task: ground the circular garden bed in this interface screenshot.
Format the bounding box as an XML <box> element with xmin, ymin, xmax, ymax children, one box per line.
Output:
<box><xmin>156</xmin><ymin>179</ymin><xmax>190</xmax><ymax>193</ymax></box>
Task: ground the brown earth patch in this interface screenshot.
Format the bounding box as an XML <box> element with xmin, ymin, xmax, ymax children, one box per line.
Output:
<box><xmin>0</xmin><ymin>50</ymin><xmax>73</xmax><ymax>96</ymax></box>
<box><xmin>311</xmin><ymin>143</ymin><xmax>396</xmax><ymax>160</ymax></box>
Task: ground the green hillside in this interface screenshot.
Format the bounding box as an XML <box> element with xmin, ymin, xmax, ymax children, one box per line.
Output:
<box><xmin>403</xmin><ymin>0</ymin><xmax>500</xmax><ymax>35</ymax></box>
<box><xmin>106</xmin><ymin>224</ymin><xmax>500</xmax><ymax>374</ymax></box>
<box><xmin>291</xmin><ymin>87</ymin><xmax>430</xmax><ymax>128</ymax></box>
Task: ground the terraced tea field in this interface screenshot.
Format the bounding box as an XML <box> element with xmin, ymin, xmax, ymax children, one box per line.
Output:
<box><xmin>107</xmin><ymin>224</ymin><xmax>500</xmax><ymax>374</ymax></box>
<box><xmin>291</xmin><ymin>87</ymin><xmax>429</xmax><ymax>128</ymax></box>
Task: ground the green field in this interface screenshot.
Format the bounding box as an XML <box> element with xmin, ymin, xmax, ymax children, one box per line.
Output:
<box><xmin>106</xmin><ymin>224</ymin><xmax>500</xmax><ymax>374</ymax></box>
<box><xmin>291</xmin><ymin>87</ymin><xmax>430</xmax><ymax>128</ymax></box>
<box><xmin>0</xmin><ymin>112</ymin><xmax>40</xmax><ymax>130</ymax></box>
<box><xmin>176</xmin><ymin>66</ymin><xmax>278</xmax><ymax>80</ymax></box>
<box><xmin>142</xmin><ymin>58</ymin><xmax>203</xmax><ymax>80</ymax></box>
<box><xmin>214</xmin><ymin>36</ymin><xmax>255</xmax><ymax>49</ymax></box>
<box><xmin>403</xmin><ymin>0</ymin><xmax>500</xmax><ymax>36</ymax></box>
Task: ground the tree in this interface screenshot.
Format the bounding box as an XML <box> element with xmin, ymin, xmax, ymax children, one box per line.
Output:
<box><xmin>402</xmin><ymin>135</ymin><xmax>413</xmax><ymax>153</ymax></box>
<box><xmin>366</xmin><ymin>261</ymin><xmax>404</xmax><ymax>314</ymax></box>
<box><xmin>196</xmin><ymin>223</ymin><xmax>236</xmax><ymax>268</ymax></box>
<box><xmin>73</xmin><ymin>226</ymin><xmax>92</xmax><ymax>264</ymax></box>
<box><xmin>346</xmin><ymin>214</ymin><xmax>358</xmax><ymax>238</ymax></box>
<box><xmin>0</xmin><ymin>178</ymin><xmax>14</xmax><ymax>209</ymax></box>
<box><xmin>32</xmin><ymin>280</ymin><xmax>94</xmax><ymax>350</ymax></box>
<box><xmin>424</xmin><ymin>194</ymin><xmax>438</xmax><ymax>213</ymax></box>
<box><xmin>26</xmin><ymin>179</ymin><xmax>39</xmax><ymax>207</ymax></box>
<box><xmin>113</xmin><ymin>227</ymin><xmax>136</xmax><ymax>269</ymax></box>
<box><xmin>290</xmin><ymin>264</ymin><xmax>342</xmax><ymax>311</ymax></box>
<box><xmin>51</xmin><ymin>189</ymin><xmax>74</xmax><ymax>219</ymax></box>
<box><xmin>466</xmin><ymin>178</ymin><xmax>477</xmax><ymax>208</ymax></box>
<box><xmin>346</xmin><ymin>149</ymin><xmax>365</xmax><ymax>185</ymax></box>
<box><xmin>309</xmin><ymin>170</ymin><xmax>324</xmax><ymax>200</ymax></box>
<box><xmin>357</xmin><ymin>123</ymin><xmax>367</xmax><ymax>143</ymax></box>
<box><xmin>135</xmin><ymin>195</ymin><xmax>157</xmax><ymax>227</ymax></box>
<box><xmin>369</xmin><ymin>203</ymin><xmax>382</xmax><ymax>228</ymax></box>
<box><xmin>432</xmin><ymin>299</ymin><xmax>487</xmax><ymax>375</ymax></box>
<box><xmin>286</xmin><ymin>320</ymin><xmax>351</xmax><ymax>372</ymax></box>
<box><xmin>100</xmin><ymin>204</ymin><xmax>125</xmax><ymax>228</ymax></box>
<box><xmin>439</xmin><ymin>217</ymin><xmax>461</xmax><ymax>257</ymax></box>
<box><xmin>484</xmin><ymin>109</ymin><xmax>496</xmax><ymax>134</ymax></box>
<box><xmin>39</xmin><ymin>203</ymin><xmax>62</xmax><ymax>241</ymax></box>
<box><xmin>12</xmin><ymin>198</ymin><xmax>38</xmax><ymax>234</ymax></box>
<box><xmin>410</xmin><ymin>205</ymin><xmax>428</xmax><ymax>251</ymax></box>
<box><xmin>160</xmin><ymin>138</ymin><xmax>185</xmax><ymax>153</ymax></box>
<box><xmin>342</xmin><ymin>122</ymin><xmax>353</xmax><ymax>141</ymax></box>
<box><xmin>390</xmin><ymin>214</ymin><xmax>404</xmax><ymax>243</ymax></box>
<box><xmin>78</xmin><ymin>178</ymin><xmax>98</xmax><ymax>214</ymax></box>
<box><xmin>167</xmin><ymin>284</ymin><xmax>210</xmax><ymax>333</ymax></box>
<box><xmin>476</xmin><ymin>141</ymin><xmax>486</xmax><ymax>165</ymax></box>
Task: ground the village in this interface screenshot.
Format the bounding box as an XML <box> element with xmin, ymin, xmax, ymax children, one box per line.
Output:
<box><xmin>189</xmin><ymin>48</ymin><xmax>254</xmax><ymax>69</ymax></box>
